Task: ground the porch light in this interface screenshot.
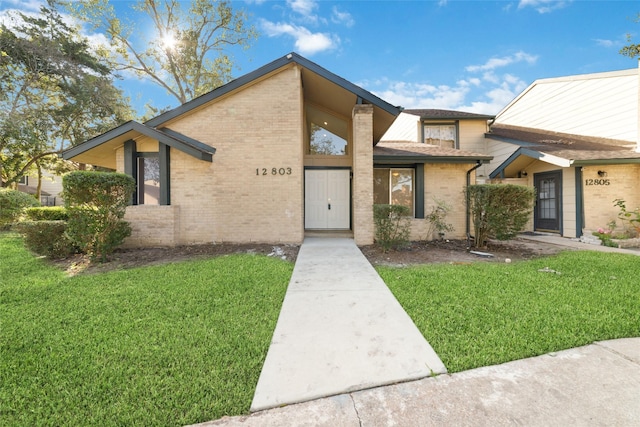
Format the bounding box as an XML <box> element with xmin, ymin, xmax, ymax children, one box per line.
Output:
<box><xmin>597</xmin><ymin>170</ymin><xmax>607</xmax><ymax>177</ymax></box>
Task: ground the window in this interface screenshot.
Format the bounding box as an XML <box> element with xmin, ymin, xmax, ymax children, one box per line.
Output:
<box><xmin>307</xmin><ymin>104</ymin><xmax>348</xmax><ymax>156</ymax></box>
<box><xmin>18</xmin><ymin>176</ymin><xmax>28</xmax><ymax>185</ymax></box>
<box><xmin>374</xmin><ymin>168</ymin><xmax>414</xmax><ymax>215</ymax></box>
<box><xmin>137</xmin><ymin>155</ymin><xmax>160</xmax><ymax>205</ymax></box>
<box><xmin>423</xmin><ymin>124</ymin><xmax>456</xmax><ymax>148</ymax></box>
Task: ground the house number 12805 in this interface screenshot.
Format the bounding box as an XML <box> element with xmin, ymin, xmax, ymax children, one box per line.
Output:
<box><xmin>256</xmin><ymin>167</ymin><xmax>292</xmax><ymax>176</ymax></box>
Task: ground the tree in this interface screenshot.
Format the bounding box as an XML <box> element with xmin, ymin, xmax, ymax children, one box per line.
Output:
<box><xmin>0</xmin><ymin>0</ymin><xmax>132</xmax><ymax>192</ymax></box>
<box><xmin>620</xmin><ymin>13</ymin><xmax>640</xmax><ymax>58</ymax></box>
<box><xmin>68</xmin><ymin>0</ymin><xmax>257</xmax><ymax>106</ymax></box>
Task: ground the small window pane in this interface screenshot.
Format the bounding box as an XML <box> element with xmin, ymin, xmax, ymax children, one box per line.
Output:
<box><xmin>373</xmin><ymin>168</ymin><xmax>414</xmax><ymax>216</ymax></box>
<box><xmin>373</xmin><ymin>169</ymin><xmax>390</xmax><ymax>204</ymax></box>
<box><xmin>391</xmin><ymin>169</ymin><xmax>413</xmax><ymax>213</ymax></box>
<box><xmin>138</xmin><ymin>157</ymin><xmax>160</xmax><ymax>205</ymax></box>
<box><xmin>310</xmin><ymin>123</ymin><xmax>347</xmax><ymax>155</ymax></box>
<box><xmin>424</xmin><ymin>125</ymin><xmax>456</xmax><ymax>148</ymax></box>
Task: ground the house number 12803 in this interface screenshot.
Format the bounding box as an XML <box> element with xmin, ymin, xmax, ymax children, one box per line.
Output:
<box><xmin>256</xmin><ymin>167</ymin><xmax>292</xmax><ymax>176</ymax></box>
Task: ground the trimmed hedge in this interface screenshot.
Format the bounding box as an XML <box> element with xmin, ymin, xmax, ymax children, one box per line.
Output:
<box><xmin>13</xmin><ymin>220</ymin><xmax>77</xmax><ymax>259</ymax></box>
<box><xmin>467</xmin><ymin>184</ymin><xmax>536</xmax><ymax>247</ymax></box>
<box><xmin>24</xmin><ymin>206</ymin><xmax>68</xmax><ymax>221</ymax></box>
<box><xmin>0</xmin><ymin>189</ymin><xmax>40</xmax><ymax>229</ymax></box>
<box><xmin>63</xmin><ymin>171</ymin><xmax>135</xmax><ymax>261</ymax></box>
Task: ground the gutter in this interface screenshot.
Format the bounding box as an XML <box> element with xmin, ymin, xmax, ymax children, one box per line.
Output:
<box><xmin>466</xmin><ymin>161</ymin><xmax>483</xmax><ymax>249</ymax></box>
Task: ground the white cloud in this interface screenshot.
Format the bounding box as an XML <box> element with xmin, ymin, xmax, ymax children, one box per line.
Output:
<box><xmin>466</xmin><ymin>51</ymin><xmax>538</xmax><ymax>72</ymax></box>
<box><xmin>331</xmin><ymin>6</ymin><xmax>354</xmax><ymax>28</ymax></box>
<box><xmin>595</xmin><ymin>39</ymin><xmax>614</xmax><ymax>48</ymax></box>
<box><xmin>518</xmin><ymin>0</ymin><xmax>570</xmax><ymax>14</ymax></box>
<box><xmin>367</xmin><ymin>79</ymin><xmax>470</xmax><ymax>111</ymax></box>
<box><xmin>287</xmin><ymin>0</ymin><xmax>316</xmax><ymax>16</ymax></box>
<box><xmin>260</xmin><ymin>19</ymin><xmax>337</xmax><ymax>55</ymax></box>
<box><xmin>364</xmin><ymin>57</ymin><xmax>530</xmax><ymax>115</ymax></box>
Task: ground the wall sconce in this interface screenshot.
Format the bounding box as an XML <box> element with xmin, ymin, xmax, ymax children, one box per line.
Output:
<box><xmin>520</xmin><ymin>170</ymin><xmax>528</xmax><ymax>177</ymax></box>
<box><xmin>597</xmin><ymin>170</ymin><xmax>607</xmax><ymax>177</ymax></box>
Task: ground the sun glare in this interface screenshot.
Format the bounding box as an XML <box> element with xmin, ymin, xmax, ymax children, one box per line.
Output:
<box><xmin>161</xmin><ymin>31</ymin><xmax>178</xmax><ymax>50</ymax></box>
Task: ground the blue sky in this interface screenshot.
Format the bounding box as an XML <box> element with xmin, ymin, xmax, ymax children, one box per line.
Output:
<box><xmin>1</xmin><ymin>0</ymin><xmax>639</xmax><ymax>116</ymax></box>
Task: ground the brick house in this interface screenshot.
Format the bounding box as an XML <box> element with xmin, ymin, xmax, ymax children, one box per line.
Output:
<box><xmin>63</xmin><ymin>53</ymin><xmax>492</xmax><ymax>247</ymax></box>
<box><xmin>485</xmin><ymin>67</ymin><xmax>640</xmax><ymax>238</ymax></box>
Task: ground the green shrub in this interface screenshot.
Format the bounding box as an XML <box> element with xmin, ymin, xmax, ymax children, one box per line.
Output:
<box><xmin>24</xmin><ymin>206</ymin><xmax>68</xmax><ymax>221</ymax></box>
<box><xmin>63</xmin><ymin>171</ymin><xmax>135</xmax><ymax>261</ymax></box>
<box><xmin>13</xmin><ymin>220</ymin><xmax>77</xmax><ymax>258</ymax></box>
<box><xmin>0</xmin><ymin>189</ymin><xmax>40</xmax><ymax>229</ymax></box>
<box><xmin>426</xmin><ymin>198</ymin><xmax>454</xmax><ymax>240</ymax></box>
<box><xmin>467</xmin><ymin>184</ymin><xmax>536</xmax><ymax>247</ymax></box>
<box><xmin>373</xmin><ymin>204</ymin><xmax>411</xmax><ymax>252</ymax></box>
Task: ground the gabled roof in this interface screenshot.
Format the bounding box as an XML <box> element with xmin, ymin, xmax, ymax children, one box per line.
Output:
<box><xmin>488</xmin><ymin>125</ymin><xmax>640</xmax><ymax>178</ymax></box>
<box><xmin>145</xmin><ymin>52</ymin><xmax>401</xmax><ymax>141</ymax></box>
<box><xmin>374</xmin><ymin>141</ymin><xmax>492</xmax><ymax>164</ymax></box>
<box><xmin>403</xmin><ymin>109</ymin><xmax>494</xmax><ymax>120</ymax></box>
<box><xmin>493</xmin><ymin>68</ymin><xmax>638</xmax><ymax>143</ymax></box>
<box><xmin>63</xmin><ymin>53</ymin><xmax>403</xmax><ymax>168</ymax></box>
<box><xmin>62</xmin><ymin>121</ymin><xmax>216</xmax><ymax>169</ymax></box>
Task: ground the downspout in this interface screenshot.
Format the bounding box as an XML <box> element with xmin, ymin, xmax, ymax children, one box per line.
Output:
<box><xmin>466</xmin><ymin>161</ymin><xmax>483</xmax><ymax>249</ymax></box>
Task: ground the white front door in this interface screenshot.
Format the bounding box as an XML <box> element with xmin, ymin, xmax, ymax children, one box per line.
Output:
<box><xmin>305</xmin><ymin>169</ymin><xmax>350</xmax><ymax>229</ymax></box>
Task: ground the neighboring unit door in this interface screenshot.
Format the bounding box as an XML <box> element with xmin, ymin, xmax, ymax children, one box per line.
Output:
<box><xmin>534</xmin><ymin>171</ymin><xmax>562</xmax><ymax>232</ymax></box>
<box><xmin>305</xmin><ymin>169</ymin><xmax>350</xmax><ymax>229</ymax></box>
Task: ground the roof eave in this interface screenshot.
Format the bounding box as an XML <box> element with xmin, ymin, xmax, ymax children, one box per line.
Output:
<box><xmin>374</xmin><ymin>155</ymin><xmax>492</xmax><ymax>164</ymax></box>
<box><xmin>145</xmin><ymin>52</ymin><xmax>401</xmax><ymax>128</ymax></box>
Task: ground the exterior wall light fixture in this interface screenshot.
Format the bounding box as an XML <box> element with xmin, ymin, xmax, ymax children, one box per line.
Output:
<box><xmin>597</xmin><ymin>170</ymin><xmax>607</xmax><ymax>177</ymax></box>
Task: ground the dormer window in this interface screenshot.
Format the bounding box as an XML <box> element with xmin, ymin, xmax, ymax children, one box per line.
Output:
<box><xmin>423</xmin><ymin>124</ymin><xmax>457</xmax><ymax>148</ymax></box>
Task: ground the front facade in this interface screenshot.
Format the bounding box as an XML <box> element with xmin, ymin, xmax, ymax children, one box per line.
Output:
<box><xmin>486</xmin><ymin>67</ymin><xmax>640</xmax><ymax>238</ymax></box>
<box><xmin>63</xmin><ymin>54</ymin><xmax>492</xmax><ymax>247</ymax></box>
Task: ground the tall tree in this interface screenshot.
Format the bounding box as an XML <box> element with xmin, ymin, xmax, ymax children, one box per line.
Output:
<box><xmin>620</xmin><ymin>13</ymin><xmax>640</xmax><ymax>58</ymax></box>
<box><xmin>0</xmin><ymin>0</ymin><xmax>132</xmax><ymax>191</ymax></box>
<box><xmin>68</xmin><ymin>0</ymin><xmax>257</xmax><ymax>106</ymax></box>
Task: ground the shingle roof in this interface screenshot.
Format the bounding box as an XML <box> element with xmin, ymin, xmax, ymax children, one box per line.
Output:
<box><xmin>487</xmin><ymin>124</ymin><xmax>640</xmax><ymax>161</ymax></box>
<box><xmin>403</xmin><ymin>109</ymin><xmax>494</xmax><ymax>120</ymax></box>
<box><xmin>374</xmin><ymin>141</ymin><xmax>492</xmax><ymax>163</ymax></box>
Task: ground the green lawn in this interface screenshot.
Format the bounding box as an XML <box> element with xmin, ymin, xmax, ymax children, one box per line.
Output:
<box><xmin>378</xmin><ymin>250</ymin><xmax>640</xmax><ymax>373</ymax></box>
<box><xmin>0</xmin><ymin>233</ymin><xmax>292</xmax><ymax>427</ymax></box>
<box><xmin>3</xmin><ymin>232</ymin><xmax>640</xmax><ymax>426</ymax></box>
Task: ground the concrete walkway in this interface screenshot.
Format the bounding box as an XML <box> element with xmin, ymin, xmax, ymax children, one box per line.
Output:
<box><xmin>518</xmin><ymin>232</ymin><xmax>640</xmax><ymax>255</ymax></box>
<box><xmin>192</xmin><ymin>338</ymin><xmax>640</xmax><ymax>426</ymax></box>
<box><xmin>250</xmin><ymin>237</ymin><xmax>446</xmax><ymax>412</ymax></box>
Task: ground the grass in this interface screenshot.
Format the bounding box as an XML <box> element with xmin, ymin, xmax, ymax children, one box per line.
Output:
<box><xmin>378</xmin><ymin>250</ymin><xmax>640</xmax><ymax>373</ymax></box>
<box><xmin>0</xmin><ymin>233</ymin><xmax>292</xmax><ymax>427</ymax></box>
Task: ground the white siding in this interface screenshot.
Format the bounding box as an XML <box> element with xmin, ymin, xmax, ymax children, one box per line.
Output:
<box><xmin>485</xmin><ymin>139</ymin><xmax>520</xmax><ymax>177</ymax></box>
<box><xmin>495</xmin><ymin>69</ymin><xmax>638</xmax><ymax>143</ymax></box>
<box><xmin>380</xmin><ymin>112</ymin><xmax>420</xmax><ymax>142</ymax></box>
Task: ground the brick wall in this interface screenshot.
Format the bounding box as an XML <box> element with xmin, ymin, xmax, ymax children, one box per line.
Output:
<box><xmin>123</xmin><ymin>205</ymin><xmax>180</xmax><ymax>247</ymax></box>
<box><xmin>409</xmin><ymin>163</ymin><xmax>476</xmax><ymax>241</ymax></box>
<box><xmin>582</xmin><ymin>164</ymin><xmax>640</xmax><ymax>233</ymax></box>
<box><xmin>352</xmin><ymin>104</ymin><xmax>374</xmax><ymax>245</ymax></box>
<box><xmin>163</xmin><ymin>65</ymin><xmax>304</xmax><ymax>244</ymax></box>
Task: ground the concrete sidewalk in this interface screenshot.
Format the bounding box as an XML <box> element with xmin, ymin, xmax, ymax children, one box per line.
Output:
<box><xmin>249</xmin><ymin>237</ymin><xmax>446</xmax><ymax>412</ymax></box>
<box><xmin>192</xmin><ymin>338</ymin><xmax>640</xmax><ymax>426</ymax></box>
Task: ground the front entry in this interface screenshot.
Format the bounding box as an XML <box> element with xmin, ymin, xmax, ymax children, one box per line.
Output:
<box><xmin>305</xmin><ymin>169</ymin><xmax>350</xmax><ymax>229</ymax></box>
<box><xmin>534</xmin><ymin>170</ymin><xmax>562</xmax><ymax>232</ymax></box>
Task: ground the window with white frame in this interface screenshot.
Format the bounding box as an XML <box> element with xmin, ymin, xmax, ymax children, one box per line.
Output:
<box><xmin>373</xmin><ymin>168</ymin><xmax>414</xmax><ymax>215</ymax></box>
<box><xmin>423</xmin><ymin>124</ymin><xmax>456</xmax><ymax>148</ymax></box>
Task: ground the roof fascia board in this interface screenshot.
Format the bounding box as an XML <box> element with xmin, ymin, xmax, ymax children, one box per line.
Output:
<box><xmin>374</xmin><ymin>155</ymin><xmax>492</xmax><ymax>164</ymax></box>
<box><xmin>158</xmin><ymin>127</ymin><xmax>216</xmax><ymax>157</ymax></box>
<box><xmin>489</xmin><ymin>147</ymin><xmax>570</xmax><ymax>178</ymax></box>
<box><xmin>573</xmin><ymin>158</ymin><xmax>640</xmax><ymax>166</ymax></box>
<box><xmin>62</xmin><ymin>120</ymin><xmax>142</xmax><ymax>160</ymax></box>
<box><xmin>145</xmin><ymin>53</ymin><xmax>401</xmax><ymax>128</ymax></box>
<box><xmin>63</xmin><ymin>120</ymin><xmax>213</xmax><ymax>163</ymax></box>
